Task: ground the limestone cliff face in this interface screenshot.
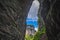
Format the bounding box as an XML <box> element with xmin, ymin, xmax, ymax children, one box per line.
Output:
<box><xmin>0</xmin><ymin>0</ymin><xmax>33</xmax><ymax>40</ymax></box>
<box><xmin>38</xmin><ymin>0</ymin><xmax>60</xmax><ymax>40</ymax></box>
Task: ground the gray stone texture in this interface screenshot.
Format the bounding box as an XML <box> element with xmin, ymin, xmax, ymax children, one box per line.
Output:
<box><xmin>38</xmin><ymin>0</ymin><xmax>60</xmax><ymax>40</ymax></box>
<box><xmin>0</xmin><ymin>0</ymin><xmax>33</xmax><ymax>40</ymax></box>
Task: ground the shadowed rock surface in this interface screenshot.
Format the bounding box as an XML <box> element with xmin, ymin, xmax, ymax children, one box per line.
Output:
<box><xmin>1</xmin><ymin>0</ymin><xmax>60</xmax><ymax>40</ymax></box>
<box><xmin>0</xmin><ymin>0</ymin><xmax>33</xmax><ymax>40</ymax></box>
<box><xmin>38</xmin><ymin>0</ymin><xmax>60</xmax><ymax>40</ymax></box>
<box><xmin>40</xmin><ymin>33</ymin><xmax>47</xmax><ymax>40</ymax></box>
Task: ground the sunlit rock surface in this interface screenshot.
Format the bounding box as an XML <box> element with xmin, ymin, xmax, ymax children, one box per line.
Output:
<box><xmin>0</xmin><ymin>0</ymin><xmax>33</xmax><ymax>40</ymax></box>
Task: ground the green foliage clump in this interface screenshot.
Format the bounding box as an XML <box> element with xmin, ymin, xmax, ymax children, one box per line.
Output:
<box><xmin>25</xmin><ymin>35</ymin><xmax>33</xmax><ymax>40</ymax></box>
<box><xmin>33</xmin><ymin>26</ymin><xmax>46</xmax><ymax>40</ymax></box>
<box><xmin>25</xmin><ymin>26</ymin><xmax>46</xmax><ymax>40</ymax></box>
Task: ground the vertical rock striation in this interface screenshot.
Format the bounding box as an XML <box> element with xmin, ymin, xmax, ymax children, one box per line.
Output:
<box><xmin>38</xmin><ymin>0</ymin><xmax>60</xmax><ymax>40</ymax></box>
<box><xmin>0</xmin><ymin>0</ymin><xmax>33</xmax><ymax>40</ymax></box>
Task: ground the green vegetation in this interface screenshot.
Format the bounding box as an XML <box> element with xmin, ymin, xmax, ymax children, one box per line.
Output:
<box><xmin>25</xmin><ymin>26</ymin><xmax>46</xmax><ymax>40</ymax></box>
<box><xmin>33</xmin><ymin>25</ymin><xmax>46</xmax><ymax>40</ymax></box>
<box><xmin>25</xmin><ymin>16</ymin><xmax>47</xmax><ymax>40</ymax></box>
<box><xmin>25</xmin><ymin>35</ymin><xmax>33</xmax><ymax>40</ymax></box>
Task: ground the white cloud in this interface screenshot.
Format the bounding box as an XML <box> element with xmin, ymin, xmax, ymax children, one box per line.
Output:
<box><xmin>28</xmin><ymin>15</ymin><xmax>32</xmax><ymax>18</ymax></box>
<box><xmin>27</xmin><ymin>0</ymin><xmax>40</xmax><ymax>21</ymax></box>
<box><xmin>28</xmin><ymin>14</ymin><xmax>38</xmax><ymax>20</ymax></box>
<box><xmin>33</xmin><ymin>0</ymin><xmax>40</xmax><ymax>7</ymax></box>
<box><xmin>35</xmin><ymin>27</ymin><xmax>38</xmax><ymax>31</ymax></box>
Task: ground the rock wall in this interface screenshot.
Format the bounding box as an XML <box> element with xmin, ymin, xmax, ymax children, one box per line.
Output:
<box><xmin>38</xmin><ymin>0</ymin><xmax>60</xmax><ymax>40</ymax></box>
<box><xmin>0</xmin><ymin>0</ymin><xmax>33</xmax><ymax>40</ymax></box>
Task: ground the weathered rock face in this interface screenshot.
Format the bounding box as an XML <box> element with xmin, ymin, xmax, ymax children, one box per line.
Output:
<box><xmin>38</xmin><ymin>0</ymin><xmax>60</xmax><ymax>40</ymax></box>
<box><xmin>0</xmin><ymin>0</ymin><xmax>33</xmax><ymax>40</ymax></box>
<box><xmin>40</xmin><ymin>33</ymin><xmax>47</xmax><ymax>40</ymax></box>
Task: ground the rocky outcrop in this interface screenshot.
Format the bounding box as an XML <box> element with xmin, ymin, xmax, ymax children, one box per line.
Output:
<box><xmin>0</xmin><ymin>0</ymin><xmax>33</xmax><ymax>40</ymax></box>
<box><xmin>38</xmin><ymin>0</ymin><xmax>60</xmax><ymax>40</ymax></box>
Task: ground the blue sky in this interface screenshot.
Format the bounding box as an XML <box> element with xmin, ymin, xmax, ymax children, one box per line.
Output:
<box><xmin>26</xmin><ymin>18</ymin><xmax>38</xmax><ymax>28</ymax></box>
<box><xmin>26</xmin><ymin>0</ymin><xmax>40</xmax><ymax>31</ymax></box>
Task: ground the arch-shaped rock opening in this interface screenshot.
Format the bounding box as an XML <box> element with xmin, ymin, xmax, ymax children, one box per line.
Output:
<box><xmin>0</xmin><ymin>0</ymin><xmax>60</xmax><ymax>40</ymax></box>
